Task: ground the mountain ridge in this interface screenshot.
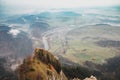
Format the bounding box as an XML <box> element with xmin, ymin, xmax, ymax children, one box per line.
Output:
<box><xmin>17</xmin><ymin>48</ymin><xmax>68</xmax><ymax>80</ymax></box>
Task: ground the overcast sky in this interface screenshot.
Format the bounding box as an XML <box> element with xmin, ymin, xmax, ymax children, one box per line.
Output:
<box><xmin>0</xmin><ymin>0</ymin><xmax>120</xmax><ymax>15</ymax></box>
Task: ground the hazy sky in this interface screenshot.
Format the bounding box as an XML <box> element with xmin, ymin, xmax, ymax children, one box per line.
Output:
<box><xmin>0</xmin><ymin>0</ymin><xmax>120</xmax><ymax>15</ymax></box>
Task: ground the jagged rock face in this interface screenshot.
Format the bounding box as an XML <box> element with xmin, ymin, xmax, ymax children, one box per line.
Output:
<box><xmin>18</xmin><ymin>48</ymin><xmax>68</xmax><ymax>80</ymax></box>
<box><xmin>34</xmin><ymin>48</ymin><xmax>62</xmax><ymax>73</ymax></box>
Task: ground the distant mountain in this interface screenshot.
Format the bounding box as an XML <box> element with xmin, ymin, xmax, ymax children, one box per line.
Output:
<box><xmin>55</xmin><ymin>11</ymin><xmax>81</xmax><ymax>22</ymax></box>
<box><xmin>58</xmin><ymin>11</ymin><xmax>81</xmax><ymax>17</ymax></box>
<box><xmin>0</xmin><ymin>25</ymin><xmax>33</xmax><ymax>57</ymax></box>
<box><xmin>5</xmin><ymin>17</ymin><xmax>26</xmax><ymax>24</ymax></box>
<box><xmin>30</xmin><ymin>22</ymin><xmax>49</xmax><ymax>37</ymax></box>
<box><xmin>5</xmin><ymin>15</ymin><xmax>44</xmax><ymax>24</ymax></box>
<box><xmin>39</xmin><ymin>12</ymin><xmax>52</xmax><ymax>18</ymax></box>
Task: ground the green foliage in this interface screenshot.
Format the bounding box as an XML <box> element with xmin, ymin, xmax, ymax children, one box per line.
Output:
<box><xmin>25</xmin><ymin>78</ymin><xmax>31</xmax><ymax>80</ymax></box>
<box><xmin>62</xmin><ymin>66</ymin><xmax>92</xmax><ymax>79</ymax></box>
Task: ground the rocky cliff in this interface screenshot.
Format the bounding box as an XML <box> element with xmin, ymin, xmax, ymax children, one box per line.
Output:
<box><xmin>18</xmin><ymin>48</ymin><xmax>68</xmax><ymax>80</ymax></box>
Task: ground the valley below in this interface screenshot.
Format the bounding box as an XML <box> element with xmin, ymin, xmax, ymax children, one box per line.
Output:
<box><xmin>0</xmin><ymin>6</ymin><xmax>120</xmax><ymax>80</ymax></box>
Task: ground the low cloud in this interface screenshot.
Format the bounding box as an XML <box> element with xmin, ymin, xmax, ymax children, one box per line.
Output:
<box><xmin>8</xmin><ymin>29</ymin><xmax>20</xmax><ymax>36</ymax></box>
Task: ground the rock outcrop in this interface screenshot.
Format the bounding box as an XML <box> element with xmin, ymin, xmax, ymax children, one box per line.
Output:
<box><xmin>72</xmin><ymin>75</ymin><xmax>97</xmax><ymax>80</ymax></box>
<box><xmin>83</xmin><ymin>76</ymin><xmax>97</xmax><ymax>80</ymax></box>
<box><xmin>18</xmin><ymin>48</ymin><xmax>68</xmax><ymax>80</ymax></box>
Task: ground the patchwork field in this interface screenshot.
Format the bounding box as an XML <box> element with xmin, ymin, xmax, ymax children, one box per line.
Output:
<box><xmin>49</xmin><ymin>24</ymin><xmax>120</xmax><ymax>64</ymax></box>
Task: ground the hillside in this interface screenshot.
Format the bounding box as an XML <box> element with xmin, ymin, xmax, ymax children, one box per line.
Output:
<box><xmin>17</xmin><ymin>48</ymin><xmax>68</xmax><ymax>80</ymax></box>
<box><xmin>0</xmin><ymin>25</ymin><xmax>33</xmax><ymax>57</ymax></box>
<box><xmin>17</xmin><ymin>48</ymin><xmax>99</xmax><ymax>80</ymax></box>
